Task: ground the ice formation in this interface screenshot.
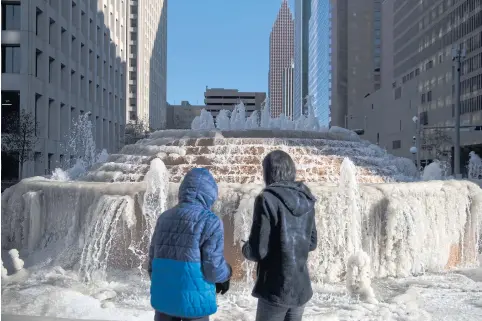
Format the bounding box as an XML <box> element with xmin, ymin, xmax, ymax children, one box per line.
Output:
<box><xmin>1</xmin><ymin>125</ymin><xmax>481</xmax><ymax>289</ymax></box>
<box><xmin>9</xmin><ymin>249</ymin><xmax>24</xmax><ymax>271</ymax></box>
<box><xmin>346</xmin><ymin>251</ymin><xmax>378</xmax><ymax>304</ymax></box>
<box><xmin>468</xmin><ymin>151</ymin><xmax>482</xmax><ymax>180</ymax></box>
<box><xmin>216</xmin><ymin>109</ymin><xmax>231</xmax><ymax>130</ymax></box>
<box><xmin>422</xmin><ymin>161</ymin><xmax>443</xmax><ymax>181</ymax></box>
<box><xmin>191</xmin><ymin>109</ymin><xmax>215</xmax><ymax>131</ymax></box>
<box><xmin>192</xmin><ymin>98</ymin><xmax>324</xmax><ymax>132</ymax></box>
<box><xmin>51</xmin><ymin>114</ymin><xmax>109</xmax><ymax>181</ymax></box>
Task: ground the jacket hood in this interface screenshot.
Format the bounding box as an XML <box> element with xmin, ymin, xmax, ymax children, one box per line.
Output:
<box><xmin>264</xmin><ymin>181</ymin><xmax>316</xmax><ymax>217</ymax></box>
<box><xmin>179</xmin><ymin>168</ymin><xmax>218</xmax><ymax>209</ymax></box>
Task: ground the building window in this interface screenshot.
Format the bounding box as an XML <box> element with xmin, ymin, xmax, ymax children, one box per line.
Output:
<box><xmin>419</xmin><ymin>111</ymin><xmax>428</xmax><ymax>125</ymax></box>
<box><xmin>392</xmin><ymin>140</ymin><xmax>401</xmax><ymax>149</ymax></box>
<box><xmin>425</xmin><ymin>60</ymin><xmax>433</xmax><ymax>70</ymax></box>
<box><xmin>35</xmin><ymin>49</ymin><xmax>42</xmax><ymax>77</ymax></box>
<box><xmin>36</xmin><ymin>8</ymin><xmax>42</xmax><ymax>36</ymax></box>
<box><xmin>427</xmin><ymin>90</ymin><xmax>432</xmax><ymax>102</ymax></box>
<box><xmin>48</xmin><ymin>57</ymin><xmax>54</xmax><ymax>83</ymax></box>
<box><xmin>1</xmin><ymin>91</ymin><xmax>20</xmax><ymax>134</ymax></box>
<box><xmin>47</xmin><ymin>153</ymin><xmax>53</xmax><ymax>174</ymax></box>
<box><xmin>1</xmin><ymin>45</ymin><xmax>21</xmax><ymax>73</ymax></box>
<box><xmin>35</xmin><ymin>93</ymin><xmax>41</xmax><ymax>136</ymax></box>
<box><xmin>421</xmin><ymin>93</ymin><xmax>426</xmax><ymax>103</ymax></box>
<box><xmin>49</xmin><ymin>18</ymin><xmax>55</xmax><ymax>44</ymax></box>
<box><xmin>415</xmin><ymin>68</ymin><xmax>420</xmax><ymax>76</ymax></box>
<box><xmin>394</xmin><ymin>87</ymin><xmax>402</xmax><ymax>100</ymax></box>
<box><xmin>2</xmin><ymin>3</ymin><xmax>21</xmax><ymax>30</ymax></box>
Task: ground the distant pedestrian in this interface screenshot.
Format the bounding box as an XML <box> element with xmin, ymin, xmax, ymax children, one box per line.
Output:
<box><xmin>242</xmin><ymin>150</ymin><xmax>317</xmax><ymax>321</ymax></box>
<box><xmin>148</xmin><ymin>168</ymin><xmax>232</xmax><ymax>321</ymax></box>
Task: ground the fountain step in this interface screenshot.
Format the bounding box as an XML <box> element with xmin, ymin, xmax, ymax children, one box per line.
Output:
<box><xmin>79</xmin><ymin>170</ymin><xmax>144</xmax><ymax>182</ymax></box>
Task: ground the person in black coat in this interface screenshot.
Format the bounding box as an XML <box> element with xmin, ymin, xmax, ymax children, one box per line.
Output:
<box><xmin>242</xmin><ymin>150</ymin><xmax>317</xmax><ymax>321</ymax></box>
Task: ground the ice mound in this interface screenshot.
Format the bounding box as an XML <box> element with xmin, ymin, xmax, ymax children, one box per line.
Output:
<box><xmin>346</xmin><ymin>251</ymin><xmax>378</xmax><ymax>304</ymax></box>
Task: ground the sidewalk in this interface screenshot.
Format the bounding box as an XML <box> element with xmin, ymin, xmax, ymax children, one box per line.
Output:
<box><xmin>2</xmin><ymin>315</ymin><xmax>107</xmax><ymax>321</ymax></box>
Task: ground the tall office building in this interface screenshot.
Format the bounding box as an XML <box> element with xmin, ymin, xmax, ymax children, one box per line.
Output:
<box><xmin>282</xmin><ymin>61</ymin><xmax>295</xmax><ymax>119</ymax></box>
<box><xmin>356</xmin><ymin>0</ymin><xmax>482</xmax><ymax>170</ymax></box>
<box><xmin>308</xmin><ymin>0</ymin><xmax>332</xmax><ymax>126</ymax></box>
<box><xmin>127</xmin><ymin>0</ymin><xmax>167</xmax><ymax>130</ymax></box>
<box><xmin>293</xmin><ymin>0</ymin><xmax>311</xmax><ymax>119</ymax></box>
<box><xmin>269</xmin><ymin>0</ymin><xmax>294</xmax><ymax>117</ymax></box>
<box><xmin>330</xmin><ymin>0</ymin><xmax>381</xmax><ymax>128</ymax></box>
<box><xmin>1</xmin><ymin>0</ymin><xmax>127</xmax><ymax>179</ymax></box>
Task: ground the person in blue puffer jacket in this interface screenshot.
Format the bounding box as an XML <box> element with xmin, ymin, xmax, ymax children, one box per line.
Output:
<box><xmin>148</xmin><ymin>167</ymin><xmax>232</xmax><ymax>321</ymax></box>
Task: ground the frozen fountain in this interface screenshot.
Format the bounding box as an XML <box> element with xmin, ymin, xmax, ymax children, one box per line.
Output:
<box><xmin>2</xmin><ymin>101</ymin><xmax>481</xmax><ymax>288</ymax></box>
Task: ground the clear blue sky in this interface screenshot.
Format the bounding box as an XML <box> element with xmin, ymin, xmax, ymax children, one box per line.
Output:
<box><xmin>167</xmin><ymin>0</ymin><xmax>295</xmax><ymax>105</ymax></box>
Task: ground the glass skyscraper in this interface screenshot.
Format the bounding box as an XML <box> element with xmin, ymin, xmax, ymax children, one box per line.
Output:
<box><xmin>308</xmin><ymin>0</ymin><xmax>331</xmax><ymax>126</ymax></box>
<box><xmin>294</xmin><ymin>0</ymin><xmax>331</xmax><ymax>126</ymax></box>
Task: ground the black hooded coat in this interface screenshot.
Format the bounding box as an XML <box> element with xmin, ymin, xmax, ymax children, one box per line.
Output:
<box><xmin>242</xmin><ymin>180</ymin><xmax>317</xmax><ymax>307</ymax></box>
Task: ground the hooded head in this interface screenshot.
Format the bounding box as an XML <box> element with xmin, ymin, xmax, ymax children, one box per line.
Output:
<box><xmin>262</xmin><ymin>150</ymin><xmax>316</xmax><ymax>217</ymax></box>
<box><xmin>262</xmin><ymin>150</ymin><xmax>297</xmax><ymax>186</ymax></box>
<box><xmin>179</xmin><ymin>168</ymin><xmax>218</xmax><ymax>209</ymax></box>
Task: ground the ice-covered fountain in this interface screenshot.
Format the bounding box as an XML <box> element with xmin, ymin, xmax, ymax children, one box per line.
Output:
<box><xmin>2</xmin><ymin>101</ymin><xmax>481</xmax><ymax>291</ymax></box>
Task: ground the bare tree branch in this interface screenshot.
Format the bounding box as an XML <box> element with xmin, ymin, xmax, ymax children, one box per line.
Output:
<box><xmin>2</xmin><ymin>110</ymin><xmax>40</xmax><ymax>177</ymax></box>
<box><xmin>421</xmin><ymin>128</ymin><xmax>452</xmax><ymax>159</ymax></box>
<box><xmin>124</xmin><ymin>120</ymin><xmax>150</xmax><ymax>145</ymax></box>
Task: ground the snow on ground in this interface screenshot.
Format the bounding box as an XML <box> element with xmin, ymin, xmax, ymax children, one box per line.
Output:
<box><xmin>2</xmin><ymin>261</ymin><xmax>482</xmax><ymax>321</ymax></box>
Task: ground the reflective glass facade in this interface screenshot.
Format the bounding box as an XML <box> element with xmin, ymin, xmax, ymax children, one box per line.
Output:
<box><xmin>293</xmin><ymin>0</ymin><xmax>310</xmax><ymax>119</ymax></box>
<box><xmin>308</xmin><ymin>0</ymin><xmax>331</xmax><ymax>127</ymax></box>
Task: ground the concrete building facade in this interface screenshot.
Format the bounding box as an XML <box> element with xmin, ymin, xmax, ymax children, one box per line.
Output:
<box><xmin>282</xmin><ymin>62</ymin><xmax>295</xmax><ymax>119</ymax></box>
<box><xmin>166</xmin><ymin>89</ymin><xmax>267</xmax><ymax>130</ymax></box>
<box><xmin>204</xmin><ymin>88</ymin><xmax>266</xmax><ymax>122</ymax></box>
<box><xmin>350</xmin><ymin>0</ymin><xmax>482</xmax><ymax>174</ymax></box>
<box><xmin>269</xmin><ymin>0</ymin><xmax>294</xmax><ymax>117</ymax></box>
<box><xmin>166</xmin><ymin>101</ymin><xmax>203</xmax><ymax>130</ymax></box>
<box><xmin>329</xmin><ymin>0</ymin><xmax>382</xmax><ymax>128</ymax></box>
<box><xmin>1</xmin><ymin>0</ymin><xmax>127</xmax><ymax>179</ymax></box>
<box><xmin>127</xmin><ymin>0</ymin><xmax>167</xmax><ymax>130</ymax></box>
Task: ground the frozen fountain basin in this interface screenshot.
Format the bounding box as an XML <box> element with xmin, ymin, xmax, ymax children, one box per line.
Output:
<box><xmin>1</xmin><ymin>129</ymin><xmax>481</xmax><ymax>284</ymax></box>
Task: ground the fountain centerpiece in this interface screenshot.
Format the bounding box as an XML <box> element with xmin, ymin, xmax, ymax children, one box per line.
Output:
<box><xmin>2</xmin><ymin>103</ymin><xmax>481</xmax><ymax>284</ymax></box>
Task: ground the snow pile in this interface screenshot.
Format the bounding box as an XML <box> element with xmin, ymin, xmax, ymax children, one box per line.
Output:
<box><xmin>346</xmin><ymin>251</ymin><xmax>378</xmax><ymax>304</ymax></box>
<box><xmin>468</xmin><ymin>151</ymin><xmax>482</xmax><ymax>179</ymax></box>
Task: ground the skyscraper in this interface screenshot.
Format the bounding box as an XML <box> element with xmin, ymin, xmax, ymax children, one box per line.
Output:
<box><xmin>127</xmin><ymin>0</ymin><xmax>168</xmax><ymax>130</ymax></box>
<box><xmin>294</xmin><ymin>0</ymin><xmax>331</xmax><ymax>125</ymax></box>
<box><xmin>282</xmin><ymin>61</ymin><xmax>295</xmax><ymax>119</ymax></box>
<box><xmin>269</xmin><ymin>0</ymin><xmax>294</xmax><ymax>117</ymax></box>
<box><xmin>293</xmin><ymin>0</ymin><xmax>311</xmax><ymax>119</ymax></box>
<box><xmin>308</xmin><ymin>0</ymin><xmax>332</xmax><ymax>127</ymax></box>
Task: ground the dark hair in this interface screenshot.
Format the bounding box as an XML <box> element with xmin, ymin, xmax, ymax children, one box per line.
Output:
<box><xmin>262</xmin><ymin>150</ymin><xmax>296</xmax><ymax>185</ymax></box>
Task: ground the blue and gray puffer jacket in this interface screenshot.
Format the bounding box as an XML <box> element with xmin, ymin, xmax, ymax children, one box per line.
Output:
<box><xmin>148</xmin><ymin>168</ymin><xmax>232</xmax><ymax>318</ymax></box>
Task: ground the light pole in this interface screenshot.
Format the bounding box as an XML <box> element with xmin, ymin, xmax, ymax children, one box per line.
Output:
<box><xmin>452</xmin><ymin>46</ymin><xmax>466</xmax><ymax>178</ymax></box>
<box><xmin>412</xmin><ymin>116</ymin><xmax>421</xmax><ymax>170</ymax></box>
